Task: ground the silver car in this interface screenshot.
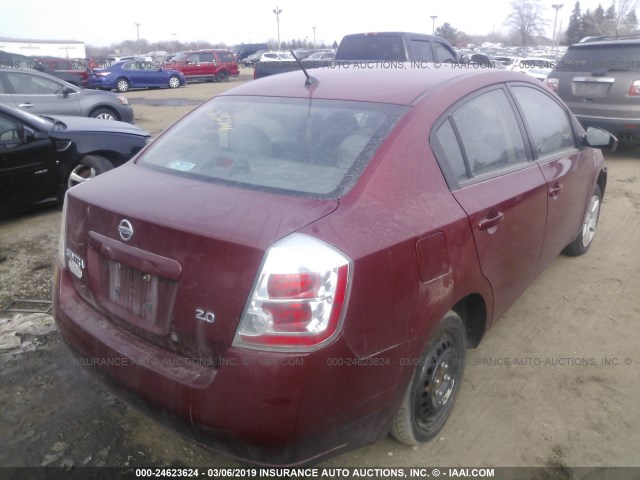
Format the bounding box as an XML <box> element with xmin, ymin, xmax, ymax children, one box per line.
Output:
<box><xmin>0</xmin><ymin>68</ymin><xmax>134</xmax><ymax>123</ymax></box>
<box><xmin>546</xmin><ymin>37</ymin><xmax>640</xmax><ymax>145</ymax></box>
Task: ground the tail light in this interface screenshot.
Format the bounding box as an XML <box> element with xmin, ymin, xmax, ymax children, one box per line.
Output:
<box><xmin>96</xmin><ymin>71</ymin><xmax>111</xmax><ymax>77</ymax></box>
<box><xmin>546</xmin><ymin>77</ymin><xmax>559</xmax><ymax>92</ymax></box>
<box><xmin>629</xmin><ymin>80</ymin><xmax>640</xmax><ymax>96</ymax></box>
<box><xmin>233</xmin><ymin>234</ymin><xmax>351</xmax><ymax>352</ymax></box>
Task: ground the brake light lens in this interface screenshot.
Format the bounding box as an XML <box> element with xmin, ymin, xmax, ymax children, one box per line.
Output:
<box><xmin>234</xmin><ymin>234</ymin><xmax>351</xmax><ymax>351</ymax></box>
<box><xmin>96</xmin><ymin>71</ymin><xmax>111</xmax><ymax>77</ymax></box>
<box><xmin>546</xmin><ymin>77</ymin><xmax>559</xmax><ymax>92</ymax></box>
<box><xmin>629</xmin><ymin>80</ymin><xmax>640</xmax><ymax>96</ymax></box>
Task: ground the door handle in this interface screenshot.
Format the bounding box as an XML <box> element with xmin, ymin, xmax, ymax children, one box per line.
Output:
<box><xmin>549</xmin><ymin>183</ymin><xmax>563</xmax><ymax>197</ymax></box>
<box><xmin>478</xmin><ymin>211</ymin><xmax>504</xmax><ymax>231</ymax></box>
<box><xmin>19</xmin><ymin>103</ymin><xmax>34</xmax><ymax>108</ymax></box>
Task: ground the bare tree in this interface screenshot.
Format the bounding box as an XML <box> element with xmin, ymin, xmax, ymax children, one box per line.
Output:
<box><xmin>505</xmin><ymin>0</ymin><xmax>550</xmax><ymax>45</ymax></box>
<box><xmin>613</xmin><ymin>0</ymin><xmax>639</xmax><ymax>31</ymax></box>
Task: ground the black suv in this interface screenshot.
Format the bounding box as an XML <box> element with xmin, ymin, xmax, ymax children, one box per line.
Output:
<box><xmin>545</xmin><ymin>37</ymin><xmax>640</xmax><ymax>144</ymax></box>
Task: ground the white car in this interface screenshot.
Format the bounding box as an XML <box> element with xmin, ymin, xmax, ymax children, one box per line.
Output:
<box><xmin>508</xmin><ymin>57</ymin><xmax>555</xmax><ymax>81</ymax></box>
<box><xmin>259</xmin><ymin>51</ymin><xmax>295</xmax><ymax>61</ymax></box>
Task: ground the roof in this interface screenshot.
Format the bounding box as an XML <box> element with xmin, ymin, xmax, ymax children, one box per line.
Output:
<box><xmin>0</xmin><ymin>37</ymin><xmax>84</xmax><ymax>44</ymax></box>
<box><xmin>571</xmin><ymin>38</ymin><xmax>640</xmax><ymax>48</ymax></box>
<box><xmin>225</xmin><ymin>63</ymin><xmax>535</xmax><ymax>106</ymax></box>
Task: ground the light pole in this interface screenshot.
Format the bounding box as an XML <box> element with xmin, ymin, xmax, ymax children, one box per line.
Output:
<box><xmin>430</xmin><ymin>15</ymin><xmax>438</xmax><ymax>36</ymax></box>
<box><xmin>551</xmin><ymin>4</ymin><xmax>564</xmax><ymax>49</ymax></box>
<box><xmin>312</xmin><ymin>26</ymin><xmax>316</xmax><ymax>48</ymax></box>
<box><xmin>273</xmin><ymin>6</ymin><xmax>282</xmax><ymax>48</ymax></box>
<box><xmin>135</xmin><ymin>23</ymin><xmax>141</xmax><ymax>53</ymax></box>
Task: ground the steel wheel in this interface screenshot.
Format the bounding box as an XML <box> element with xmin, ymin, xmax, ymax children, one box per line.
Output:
<box><xmin>415</xmin><ymin>330</ymin><xmax>462</xmax><ymax>430</ymax></box>
<box><xmin>390</xmin><ymin>311</ymin><xmax>466</xmax><ymax>445</ymax></box>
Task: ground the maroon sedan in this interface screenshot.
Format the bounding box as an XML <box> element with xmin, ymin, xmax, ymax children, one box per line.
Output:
<box><xmin>53</xmin><ymin>64</ymin><xmax>614</xmax><ymax>465</ymax></box>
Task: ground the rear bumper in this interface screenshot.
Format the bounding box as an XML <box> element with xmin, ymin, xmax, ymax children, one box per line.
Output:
<box><xmin>88</xmin><ymin>76</ymin><xmax>114</xmax><ymax>90</ymax></box>
<box><xmin>52</xmin><ymin>264</ymin><xmax>400</xmax><ymax>465</ymax></box>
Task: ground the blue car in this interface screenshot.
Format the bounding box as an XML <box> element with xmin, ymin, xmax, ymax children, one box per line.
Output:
<box><xmin>88</xmin><ymin>60</ymin><xmax>186</xmax><ymax>92</ymax></box>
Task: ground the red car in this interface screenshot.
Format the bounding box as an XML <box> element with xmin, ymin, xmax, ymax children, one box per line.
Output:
<box><xmin>53</xmin><ymin>65</ymin><xmax>614</xmax><ymax>465</ymax></box>
<box><xmin>166</xmin><ymin>49</ymin><xmax>239</xmax><ymax>82</ymax></box>
<box><xmin>33</xmin><ymin>57</ymin><xmax>89</xmax><ymax>86</ymax></box>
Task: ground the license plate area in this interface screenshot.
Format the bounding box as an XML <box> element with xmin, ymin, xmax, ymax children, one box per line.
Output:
<box><xmin>572</xmin><ymin>77</ymin><xmax>614</xmax><ymax>98</ymax></box>
<box><xmin>86</xmin><ymin>232</ymin><xmax>181</xmax><ymax>336</ymax></box>
<box><xmin>93</xmin><ymin>257</ymin><xmax>177</xmax><ymax>336</ymax></box>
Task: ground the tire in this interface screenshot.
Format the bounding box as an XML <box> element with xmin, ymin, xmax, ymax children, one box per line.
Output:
<box><xmin>216</xmin><ymin>70</ymin><xmax>229</xmax><ymax>82</ymax></box>
<box><xmin>563</xmin><ymin>184</ymin><xmax>602</xmax><ymax>256</ymax></box>
<box><xmin>168</xmin><ymin>75</ymin><xmax>181</xmax><ymax>88</ymax></box>
<box><xmin>115</xmin><ymin>77</ymin><xmax>130</xmax><ymax>92</ymax></box>
<box><xmin>89</xmin><ymin>108</ymin><xmax>119</xmax><ymax>121</ymax></box>
<box><xmin>390</xmin><ymin>311</ymin><xmax>466</xmax><ymax>445</ymax></box>
<box><xmin>67</xmin><ymin>155</ymin><xmax>114</xmax><ymax>189</ymax></box>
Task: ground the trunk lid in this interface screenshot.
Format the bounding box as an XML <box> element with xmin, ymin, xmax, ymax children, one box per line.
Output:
<box><xmin>65</xmin><ymin>163</ymin><xmax>338</xmax><ymax>364</ymax></box>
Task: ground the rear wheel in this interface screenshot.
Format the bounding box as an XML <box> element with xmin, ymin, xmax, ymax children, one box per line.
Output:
<box><xmin>168</xmin><ymin>75</ymin><xmax>181</xmax><ymax>88</ymax></box>
<box><xmin>563</xmin><ymin>184</ymin><xmax>602</xmax><ymax>256</ymax></box>
<box><xmin>115</xmin><ymin>77</ymin><xmax>130</xmax><ymax>92</ymax></box>
<box><xmin>67</xmin><ymin>155</ymin><xmax>114</xmax><ymax>189</ymax></box>
<box><xmin>216</xmin><ymin>70</ymin><xmax>229</xmax><ymax>82</ymax></box>
<box><xmin>390</xmin><ymin>311</ymin><xmax>466</xmax><ymax>445</ymax></box>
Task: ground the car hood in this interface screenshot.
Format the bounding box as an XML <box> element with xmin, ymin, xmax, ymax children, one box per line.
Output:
<box><xmin>49</xmin><ymin>115</ymin><xmax>149</xmax><ymax>136</ymax></box>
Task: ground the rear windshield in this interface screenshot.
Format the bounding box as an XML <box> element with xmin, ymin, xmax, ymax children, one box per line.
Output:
<box><xmin>139</xmin><ymin>96</ymin><xmax>407</xmax><ymax>198</ymax></box>
<box><xmin>338</xmin><ymin>35</ymin><xmax>407</xmax><ymax>61</ymax></box>
<box><xmin>554</xmin><ymin>44</ymin><xmax>640</xmax><ymax>72</ymax></box>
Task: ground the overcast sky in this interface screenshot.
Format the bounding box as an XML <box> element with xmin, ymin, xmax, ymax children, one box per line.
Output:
<box><xmin>1</xmin><ymin>0</ymin><xmax>630</xmax><ymax>47</ymax></box>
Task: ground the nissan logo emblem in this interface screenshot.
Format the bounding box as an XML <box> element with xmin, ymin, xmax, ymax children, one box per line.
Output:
<box><xmin>118</xmin><ymin>219</ymin><xmax>134</xmax><ymax>241</ymax></box>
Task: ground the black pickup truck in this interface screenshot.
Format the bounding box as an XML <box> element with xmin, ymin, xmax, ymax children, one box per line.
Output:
<box><xmin>254</xmin><ymin>32</ymin><xmax>464</xmax><ymax>79</ymax></box>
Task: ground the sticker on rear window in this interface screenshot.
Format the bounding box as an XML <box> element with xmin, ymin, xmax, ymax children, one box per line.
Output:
<box><xmin>167</xmin><ymin>161</ymin><xmax>195</xmax><ymax>172</ymax></box>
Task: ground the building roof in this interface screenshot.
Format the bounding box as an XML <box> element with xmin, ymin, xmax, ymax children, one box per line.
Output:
<box><xmin>0</xmin><ymin>37</ymin><xmax>84</xmax><ymax>44</ymax></box>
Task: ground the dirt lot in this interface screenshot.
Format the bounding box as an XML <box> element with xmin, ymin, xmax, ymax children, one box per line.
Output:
<box><xmin>1</xmin><ymin>73</ymin><xmax>639</xmax><ymax>471</ymax></box>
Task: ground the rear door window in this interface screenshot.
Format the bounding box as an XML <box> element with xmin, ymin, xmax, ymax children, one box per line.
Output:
<box><xmin>409</xmin><ymin>40</ymin><xmax>434</xmax><ymax>62</ymax></box>
<box><xmin>451</xmin><ymin>89</ymin><xmax>528</xmax><ymax>179</ymax></box>
<box><xmin>433</xmin><ymin>42</ymin><xmax>456</xmax><ymax>63</ymax></box>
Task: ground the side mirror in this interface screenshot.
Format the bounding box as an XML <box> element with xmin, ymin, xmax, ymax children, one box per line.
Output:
<box><xmin>62</xmin><ymin>86</ymin><xmax>76</xmax><ymax>97</ymax></box>
<box><xmin>583</xmin><ymin>126</ymin><xmax>618</xmax><ymax>151</ymax></box>
<box><xmin>459</xmin><ymin>54</ymin><xmax>470</xmax><ymax>64</ymax></box>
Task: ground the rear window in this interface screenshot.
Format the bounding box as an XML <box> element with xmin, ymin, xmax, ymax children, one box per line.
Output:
<box><xmin>338</xmin><ymin>35</ymin><xmax>407</xmax><ymax>61</ymax></box>
<box><xmin>139</xmin><ymin>96</ymin><xmax>407</xmax><ymax>198</ymax></box>
<box><xmin>554</xmin><ymin>44</ymin><xmax>640</xmax><ymax>72</ymax></box>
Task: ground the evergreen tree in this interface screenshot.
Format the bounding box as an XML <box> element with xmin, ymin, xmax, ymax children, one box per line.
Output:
<box><xmin>435</xmin><ymin>23</ymin><xmax>459</xmax><ymax>45</ymax></box>
<box><xmin>623</xmin><ymin>10</ymin><xmax>638</xmax><ymax>33</ymax></box>
<box><xmin>566</xmin><ymin>1</ymin><xmax>584</xmax><ymax>44</ymax></box>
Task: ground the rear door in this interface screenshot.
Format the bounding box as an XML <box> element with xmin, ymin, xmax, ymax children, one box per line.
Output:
<box><xmin>510</xmin><ymin>84</ymin><xmax>593</xmax><ymax>267</ymax></box>
<box><xmin>431</xmin><ymin>87</ymin><xmax>548</xmax><ymax>319</ymax></box>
